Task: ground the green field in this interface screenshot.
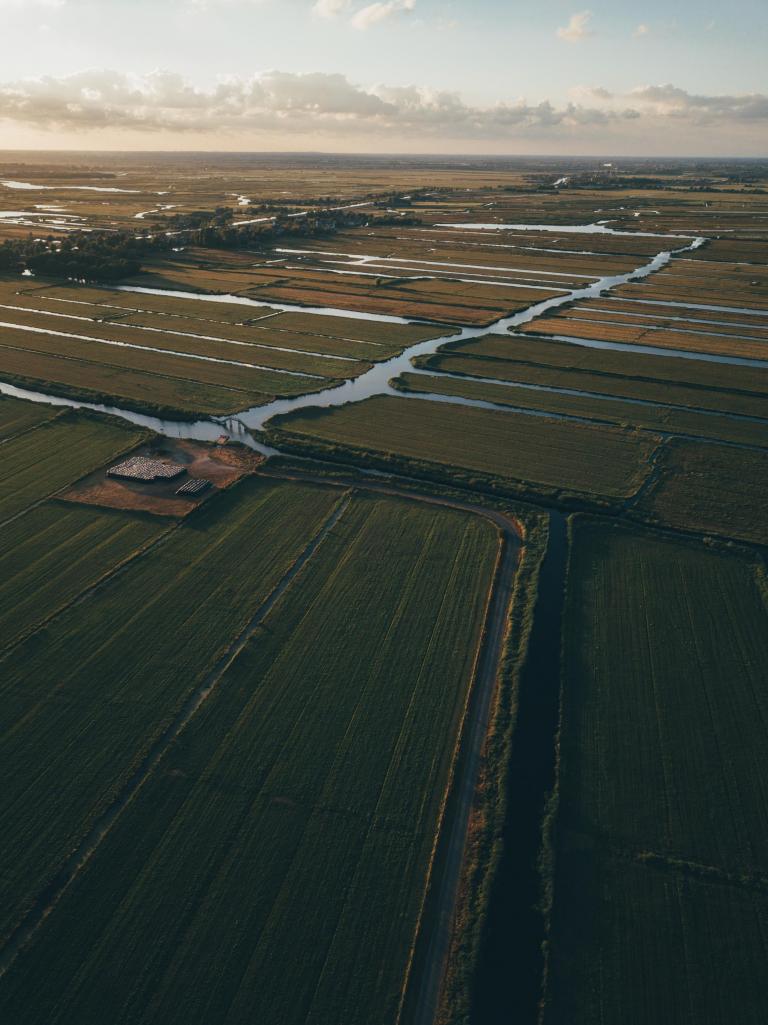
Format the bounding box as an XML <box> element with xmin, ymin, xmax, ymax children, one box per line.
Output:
<box><xmin>394</xmin><ymin>372</ymin><xmax>768</xmax><ymax>449</ymax></box>
<box><xmin>420</xmin><ymin>344</ymin><xmax>768</xmax><ymax>420</ymax></box>
<box><xmin>0</xmin><ymin>476</ymin><xmax>344</xmax><ymax>946</ymax></box>
<box><xmin>0</xmin><ymin>412</ymin><xmax>146</xmax><ymax>524</ymax></box>
<box><xmin>0</xmin><ymin>394</ymin><xmax>60</xmax><ymax>439</ymax></box>
<box><xmin>267</xmin><ymin>394</ymin><xmax>658</xmax><ymax>502</ymax></box>
<box><xmin>638</xmin><ymin>439</ymin><xmax>768</xmax><ymax>545</ymax></box>
<box><xmin>0</xmin><ymin>306</ymin><xmax>364</xmax><ymax>380</ymax></box>
<box><xmin>544</xmin><ymin>520</ymin><xmax>768</xmax><ymax>1024</ymax></box>
<box><xmin>0</xmin><ymin>489</ymin><xmax>499</xmax><ymax>1025</ymax></box>
<box><xmin>0</xmin><ymin>502</ymin><xmax>168</xmax><ymax>651</ymax></box>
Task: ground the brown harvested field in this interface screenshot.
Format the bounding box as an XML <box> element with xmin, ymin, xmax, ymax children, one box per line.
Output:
<box><xmin>637</xmin><ymin>438</ymin><xmax>768</xmax><ymax>544</ymax></box>
<box><xmin>267</xmin><ymin>394</ymin><xmax>659</xmax><ymax>501</ymax></box>
<box><xmin>576</xmin><ymin>297</ymin><xmax>768</xmax><ymax>331</ymax></box>
<box><xmin>20</xmin><ymin>283</ymin><xmax>275</xmax><ymax>323</ymax></box>
<box><xmin>14</xmin><ymin>282</ymin><xmax>426</xmax><ymax>359</ymax></box>
<box><xmin>687</xmin><ymin>238</ymin><xmax>768</xmax><ymax>263</ymax></box>
<box><xmin>59</xmin><ymin>438</ymin><xmax>263</xmax><ymax>517</ymax></box>
<box><xmin>394</xmin><ymin>372</ymin><xmax>768</xmax><ymax>448</ymax></box>
<box><xmin>559</xmin><ymin>307</ymin><xmax>768</xmax><ymax>341</ymax></box>
<box><xmin>282</xmin><ymin>231</ymin><xmax>637</xmax><ymax>279</ymax></box>
<box><xmin>419</xmin><ymin>227</ymin><xmax>673</xmax><ymax>258</ymax></box>
<box><xmin>614</xmin><ymin>259</ymin><xmax>768</xmax><ymax>309</ymax></box>
<box><xmin>519</xmin><ymin>314</ymin><xmax>768</xmax><ymax>361</ymax></box>
<box><xmin>136</xmin><ymin>250</ymin><xmax>564</xmax><ymax>325</ymax></box>
<box><xmin>270</xmin><ymin>311</ymin><xmax>452</xmax><ymax>346</ymax></box>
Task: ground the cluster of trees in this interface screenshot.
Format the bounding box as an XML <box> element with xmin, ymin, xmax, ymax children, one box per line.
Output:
<box><xmin>0</xmin><ymin>204</ymin><xmax>398</xmax><ymax>283</ymax></box>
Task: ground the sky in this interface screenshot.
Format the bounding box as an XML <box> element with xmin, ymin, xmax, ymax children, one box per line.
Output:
<box><xmin>0</xmin><ymin>0</ymin><xmax>765</xmax><ymax>155</ymax></box>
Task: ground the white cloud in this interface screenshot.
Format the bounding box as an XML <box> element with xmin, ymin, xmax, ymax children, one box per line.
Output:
<box><xmin>0</xmin><ymin>70</ymin><xmax>764</xmax><ymax>145</ymax></box>
<box><xmin>557</xmin><ymin>10</ymin><xmax>592</xmax><ymax>43</ymax></box>
<box><xmin>629</xmin><ymin>83</ymin><xmax>768</xmax><ymax>121</ymax></box>
<box><xmin>312</xmin><ymin>0</ymin><xmax>350</xmax><ymax>17</ymax></box>
<box><xmin>351</xmin><ymin>0</ymin><xmax>415</xmax><ymax>30</ymax></box>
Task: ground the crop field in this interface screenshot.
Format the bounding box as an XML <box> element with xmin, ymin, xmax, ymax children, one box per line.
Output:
<box><xmin>0</xmin><ymin>393</ymin><xmax>60</xmax><ymax>439</ymax></box>
<box><xmin>0</xmin><ymin>502</ymin><xmax>168</xmax><ymax>650</ymax></box>
<box><xmin>139</xmin><ymin>249</ymin><xmax>558</xmax><ymax>325</ymax></box>
<box><xmin>267</xmin><ymin>394</ymin><xmax>659</xmax><ymax>501</ymax></box>
<box><xmin>0</xmin><ymin>486</ymin><xmax>499</xmax><ymax>1025</ymax></box>
<box><xmin>0</xmin><ymin>476</ymin><xmax>345</xmax><ymax>945</ymax></box>
<box><xmin>10</xmin><ymin>281</ymin><xmax>440</xmax><ymax>361</ymax></box>
<box><xmin>544</xmin><ymin>521</ymin><xmax>768</xmax><ymax>1023</ymax></box>
<box><xmin>519</xmin><ymin>309</ymin><xmax>768</xmax><ymax>361</ymax></box>
<box><xmin>0</xmin><ymin>305</ymin><xmax>362</xmax><ymax>380</ymax></box>
<box><xmin>419</xmin><ymin>347</ymin><xmax>768</xmax><ymax>420</ymax></box>
<box><xmin>393</xmin><ymin>372</ymin><xmax>768</xmax><ymax>448</ymax></box>
<box><xmin>0</xmin><ymin>411</ymin><xmax>146</xmax><ymax>524</ymax></box>
<box><xmin>614</xmin><ymin>258</ymin><xmax>768</xmax><ymax>310</ymax></box>
<box><xmin>637</xmin><ymin>439</ymin><xmax>768</xmax><ymax>544</ymax></box>
<box><xmin>2</xmin><ymin>154</ymin><xmax>768</xmax><ymax>1025</ymax></box>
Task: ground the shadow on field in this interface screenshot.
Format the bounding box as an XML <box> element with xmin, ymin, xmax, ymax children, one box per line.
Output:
<box><xmin>470</xmin><ymin>510</ymin><xmax>568</xmax><ymax>1024</ymax></box>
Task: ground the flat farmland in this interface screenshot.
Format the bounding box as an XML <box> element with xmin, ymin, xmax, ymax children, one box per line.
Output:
<box><xmin>393</xmin><ymin>372</ymin><xmax>768</xmax><ymax>448</ymax></box>
<box><xmin>0</xmin><ymin>343</ymin><xmax>274</xmax><ymax>418</ymax></box>
<box><xmin>267</xmin><ymin>394</ymin><xmax>659</xmax><ymax>501</ymax></box>
<box><xmin>0</xmin><ymin>475</ymin><xmax>345</xmax><ymax>946</ymax></box>
<box><xmin>0</xmin><ymin>502</ymin><xmax>168</xmax><ymax>650</ymax></box>
<box><xmin>0</xmin><ymin>490</ymin><xmax>500</xmax><ymax>1025</ymax></box>
<box><xmin>637</xmin><ymin>439</ymin><xmax>768</xmax><ymax>544</ymax></box>
<box><xmin>420</xmin><ymin>346</ymin><xmax>768</xmax><ymax>419</ymax></box>
<box><xmin>544</xmin><ymin>521</ymin><xmax>768</xmax><ymax>1023</ymax></box>
<box><xmin>519</xmin><ymin>311</ymin><xmax>768</xmax><ymax>361</ymax></box>
<box><xmin>17</xmin><ymin>282</ymin><xmax>440</xmax><ymax>359</ymax></box>
<box><xmin>613</xmin><ymin>258</ymin><xmax>768</xmax><ymax>310</ymax></box>
<box><xmin>545</xmin><ymin>855</ymin><xmax>768</xmax><ymax>1025</ymax></box>
<box><xmin>0</xmin><ymin>411</ymin><xmax>146</xmax><ymax>524</ymax></box>
<box><xmin>139</xmin><ymin>249</ymin><xmax>564</xmax><ymax>325</ymax></box>
<box><xmin>0</xmin><ymin>305</ymin><xmax>360</xmax><ymax>380</ymax></box>
<box><xmin>0</xmin><ymin>393</ymin><xmax>60</xmax><ymax>439</ymax></box>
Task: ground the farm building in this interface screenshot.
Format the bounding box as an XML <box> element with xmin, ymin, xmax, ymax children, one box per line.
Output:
<box><xmin>107</xmin><ymin>456</ymin><xmax>186</xmax><ymax>482</ymax></box>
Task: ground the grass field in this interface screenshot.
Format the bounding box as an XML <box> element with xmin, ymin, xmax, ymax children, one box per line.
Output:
<box><xmin>267</xmin><ymin>394</ymin><xmax>659</xmax><ymax>502</ymax></box>
<box><xmin>0</xmin><ymin>394</ymin><xmax>60</xmax><ymax>439</ymax></box>
<box><xmin>0</xmin><ymin>412</ymin><xmax>146</xmax><ymax>524</ymax></box>
<box><xmin>520</xmin><ymin>313</ymin><xmax>768</xmax><ymax>361</ymax></box>
<box><xmin>0</xmin><ymin>306</ymin><xmax>364</xmax><ymax>379</ymax></box>
<box><xmin>0</xmin><ymin>477</ymin><xmax>345</xmax><ymax>946</ymax></box>
<box><xmin>393</xmin><ymin>372</ymin><xmax>768</xmax><ymax>448</ymax></box>
<box><xmin>446</xmin><ymin>333</ymin><xmax>768</xmax><ymax>403</ymax></box>
<box><xmin>544</xmin><ymin>521</ymin><xmax>768</xmax><ymax>1024</ymax></box>
<box><xmin>0</xmin><ymin>503</ymin><xmax>169</xmax><ymax>651</ymax></box>
<box><xmin>0</xmin><ymin>489</ymin><xmax>499</xmax><ymax>1025</ymax></box>
<box><xmin>637</xmin><ymin>439</ymin><xmax>768</xmax><ymax>544</ymax></box>
<box><xmin>419</xmin><ymin>349</ymin><xmax>768</xmax><ymax>419</ymax></box>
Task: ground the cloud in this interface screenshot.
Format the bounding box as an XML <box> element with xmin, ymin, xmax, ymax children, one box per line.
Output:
<box><xmin>312</xmin><ymin>0</ymin><xmax>350</xmax><ymax>17</ymax></box>
<box><xmin>634</xmin><ymin>23</ymin><xmax>650</xmax><ymax>37</ymax></box>
<box><xmin>629</xmin><ymin>83</ymin><xmax>768</xmax><ymax>121</ymax></box>
<box><xmin>0</xmin><ymin>70</ymin><xmax>765</xmax><ymax>146</ymax></box>
<box><xmin>351</xmin><ymin>0</ymin><xmax>414</xmax><ymax>29</ymax></box>
<box><xmin>557</xmin><ymin>10</ymin><xmax>592</xmax><ymax>42</ymax></box>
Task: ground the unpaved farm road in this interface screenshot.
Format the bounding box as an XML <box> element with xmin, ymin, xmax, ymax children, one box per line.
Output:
<box><xmin>261</xmin><ymin>466</ymin><xmax>524</xmax><ymax>1025</ymax></box>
